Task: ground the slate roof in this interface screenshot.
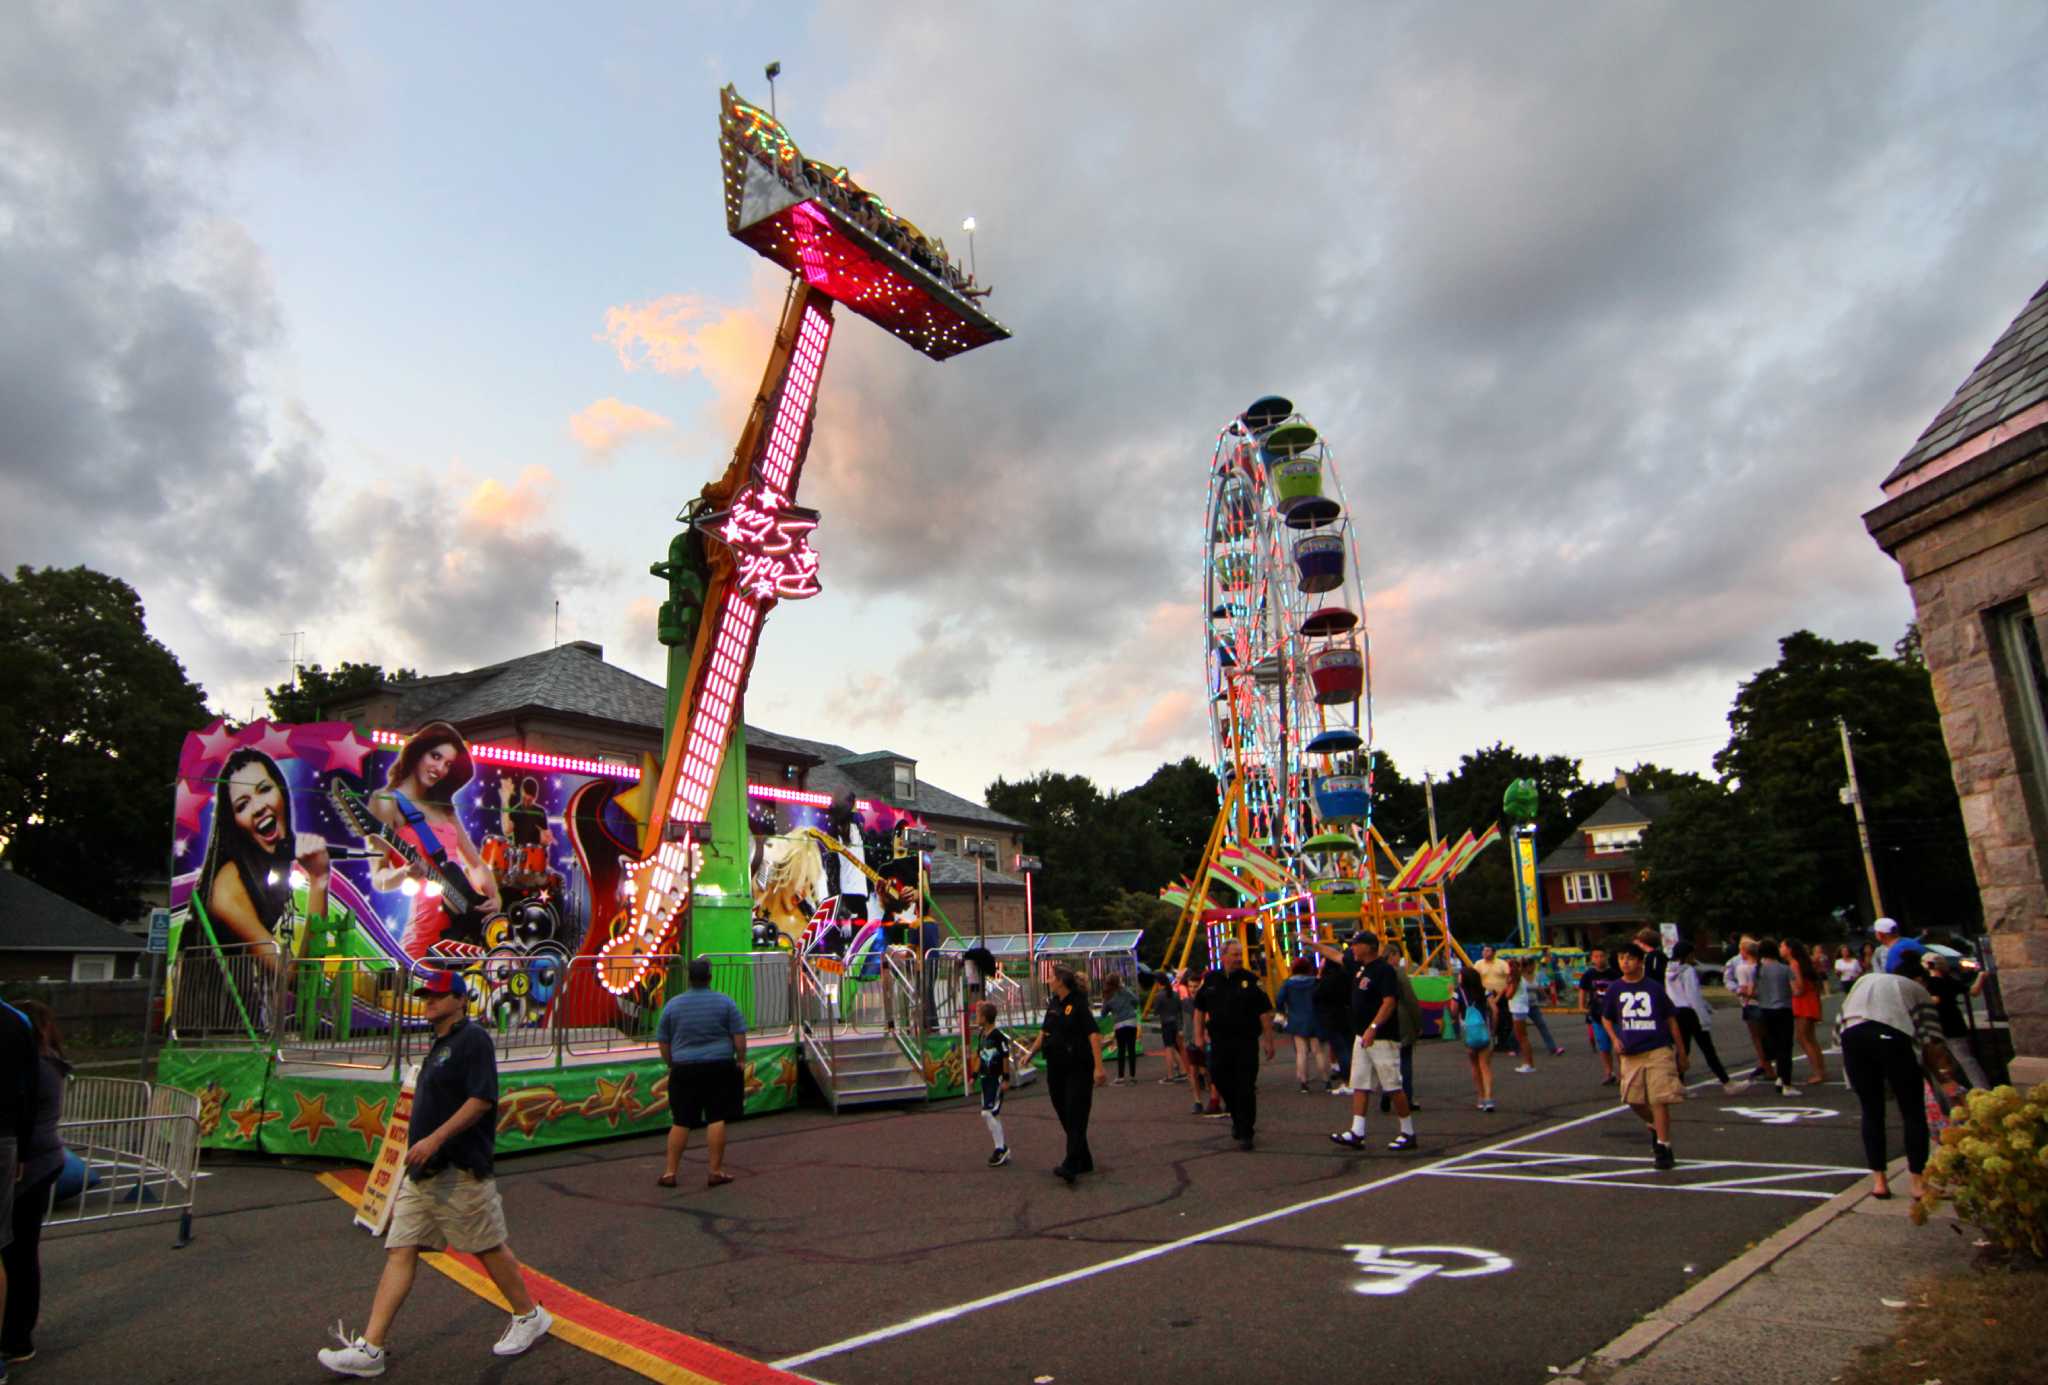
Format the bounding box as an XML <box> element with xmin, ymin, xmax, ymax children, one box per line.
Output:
<box><xmin>925</xmin><ymin>851</ymin><xmax>1023</xmax><ymax>889</ymax></box>
<box><xmin>740</xmin><ymin>726</ymin><xmax>1027</xmax><ymax>831</ymax></box>
<box><xmin>376</xmin><ymin>643</ymin><xmax>1025</xmax><ymax>832</ymax></box>
<box><xmin>1542</xmin><ymin>900</ymin><xmax>1655</xmax><ymax>927</ymax></box>
<box><xmin>0</xmin><ymin>871</ymin><xmax>146</xmax><ymax>952</ymax></box>
<box><xmin>393</xmin><ymin>642</ymin><xmax>666</xmax><ymax>730</ymax></box>
<box><xmin>1886</xmin><ymin>278</ymin><xmax>2048</xmax><ymax>486</ymax></box>
<box><xmin>1537</xmin><ymin>790</ymin><xmax>1667</xmax><ymax>874</ymax></box>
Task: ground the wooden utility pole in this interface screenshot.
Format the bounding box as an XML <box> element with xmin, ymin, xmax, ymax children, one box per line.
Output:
<box><xmin>1837</xmin><ymin>716</ymin><xmax>1886</xmax><ymax>920</ymax></box>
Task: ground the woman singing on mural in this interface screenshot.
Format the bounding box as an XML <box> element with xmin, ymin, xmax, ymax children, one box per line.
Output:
<box><xmin>197</xmin><ymin>747</ymin><xmax>331</xmax><ymax>959</ymax></box>
<box><xmin>369</xmin><ymin>722</ymin><xmax>499</xmax><ymax>960</ymax></box>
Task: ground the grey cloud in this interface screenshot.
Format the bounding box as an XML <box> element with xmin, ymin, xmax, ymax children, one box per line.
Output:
<box><xmin>1</xmin><ymin>1</ymin><xmax>603</xmax><ymax>707</ymax></box>
<box><xmin>774</xmin><ymin>0</ymin><xmax>2046</xmax><ymax>745</ymax></box>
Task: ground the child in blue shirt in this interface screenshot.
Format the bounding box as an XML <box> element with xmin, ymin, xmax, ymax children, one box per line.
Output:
<box><xmin>968</xmin><ymin>1001</ymin><xmax>1011</xmax><ymax>1167</ymax></box>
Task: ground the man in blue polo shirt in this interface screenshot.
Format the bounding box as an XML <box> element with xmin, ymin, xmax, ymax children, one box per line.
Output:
<box><xmin>656</xmin><ymin>958</ymin><xmax>748</xmax><ymax>1190</ymax></box>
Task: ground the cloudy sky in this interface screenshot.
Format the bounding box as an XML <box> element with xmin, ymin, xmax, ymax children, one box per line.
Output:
<box><xmin>6</xmin><ymin>0</ymin><xmax>2046</xmax><ymax>805</ymax></box>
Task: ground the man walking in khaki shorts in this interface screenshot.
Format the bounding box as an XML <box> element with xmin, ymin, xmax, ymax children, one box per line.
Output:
<box><xmin>318</xmin><ymin>969</ymin><xmax>552</xmax><ymax>1376</ymax></box>
<box><xmin>1599</xmin><ymin>942</ymin><xmax>1688</xmax><ymax>1171</ymax></box>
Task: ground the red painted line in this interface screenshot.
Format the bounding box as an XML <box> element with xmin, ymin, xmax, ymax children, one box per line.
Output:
<box><xmin>324</xmin><ymin>1168</ymin><xmax>803</xmax><ymax>1384</ymax></box>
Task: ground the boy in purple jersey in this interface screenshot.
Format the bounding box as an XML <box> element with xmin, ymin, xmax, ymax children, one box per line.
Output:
<box><xmin>1600</xmin><ymin>943</ymin><xmax>1688</xmax><ymax>1170</ymax></box>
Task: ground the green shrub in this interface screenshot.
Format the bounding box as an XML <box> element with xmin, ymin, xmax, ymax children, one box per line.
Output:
<box><xmin>1914</xmin><ymin>1082</ymin><xmax>2048</xmax><ymax>1258</ymax></box>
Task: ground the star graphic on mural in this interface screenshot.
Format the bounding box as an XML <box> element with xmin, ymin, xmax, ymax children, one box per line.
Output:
<box><xmin>318</xmin><ymin>728</ymin><xmax>376</xmax><ymax>779</ymax></box>
<box><xmin>190</xmin><ymin>718</ymin><xmax>238</xmax><ymax>771</ymax></box>
<box><xmin>226</xmin><ymin>1098</ymin><xmax>282</xmax><ymax>1142</ymax></box>
<box><xmin>287</xmin><ymin>1090</ymin><xmax>338</xmax><ymax>1146</ymax></box>
<box><xmin>174</xmin><ymin>775</ymin><xmax>212</xmax><ymax>834</ymax></box>
<box><xmin>585</xmin><ymin>1073</ymin><xmax>636</xmax><ymax>1128</ymax></box>
<box><xmin>345</xmin><ymin>1095</ymin><xmax>390</xmax><ymax>1153</ymax></box>
<box><xmin>239</xmin><ymin>720</ymin><xmax>300</xmax><ymax>765</ymax></box>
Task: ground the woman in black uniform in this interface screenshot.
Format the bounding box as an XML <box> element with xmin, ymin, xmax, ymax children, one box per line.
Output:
<box><xmin>1024</xmin><ymin>966</ymin><xmax>1108</xmax><ymax>1183</ymax></box>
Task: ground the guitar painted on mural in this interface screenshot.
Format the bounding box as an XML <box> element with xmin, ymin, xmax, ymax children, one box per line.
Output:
<box><xmin>327</xmin><ymin>779</ymin><xmax>493</xmax><ymax>937</ymax></box>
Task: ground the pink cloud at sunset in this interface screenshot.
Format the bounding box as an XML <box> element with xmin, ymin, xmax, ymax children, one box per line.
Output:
<box><xmin>569</xmin><ymin>397</ymin><xmax>675</xmax><ymax>463</ymax></box>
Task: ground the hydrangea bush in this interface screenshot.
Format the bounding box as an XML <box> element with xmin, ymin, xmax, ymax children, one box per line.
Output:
<box><xmin>1914</xmin><ymin>1082</ymin><xmax>2048</xmax><ymax>1258</ymax></box>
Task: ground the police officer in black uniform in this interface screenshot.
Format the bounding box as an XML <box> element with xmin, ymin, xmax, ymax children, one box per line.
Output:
<box><xmin>1194</xmin><ymin>940</ymin><xmax>1276</xmax><ymax>1150</ymax></box>
<box><xmin>1023</xmin><ymin>965</ymin><xmax>1107</xmax><ymax>1183</ymax></box>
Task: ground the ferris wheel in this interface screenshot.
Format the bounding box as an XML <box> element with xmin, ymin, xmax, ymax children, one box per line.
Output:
<box><xmin>1203</xmin><ymin>396</ymin><xmax>1373</xmax><ymax>859</ymax></box>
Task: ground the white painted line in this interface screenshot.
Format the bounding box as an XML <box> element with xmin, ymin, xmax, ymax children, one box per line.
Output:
<box><xmin>1684</xmin><ymin>1167</ymin><xmax>1865</xmax><ymax>1191</ymax></box>
<box><xmin>1420</xmin><ymin>1168</ymin><xmax>1836</xmax><ymax>1199</ymax></box>
<box><xmin>773</xmin><ymin>1099</ymin><xmax>1654</xmax><ymax>1371</ymax></box>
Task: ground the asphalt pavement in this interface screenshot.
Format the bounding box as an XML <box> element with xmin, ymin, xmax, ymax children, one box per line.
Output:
<box><xmin>36</xmin><ymin>1005</ymin><xmax>1885</xmax><ymax>1385</ymax></box>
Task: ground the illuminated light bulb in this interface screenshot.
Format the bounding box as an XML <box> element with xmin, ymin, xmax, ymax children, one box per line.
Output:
<box><xmin>289</xmin><ymin>869</ymin><xmax>308</xmax><ymax>890</ymax></box>
<box><xmin>400</xmin><ymin>878</ymin><xmax>421</xmax><ymax>897</ymax></box>
<box><xmin>267</xmin><ymin>870</ymin><xmax>282</xmax><ymax>886</ymax></box>
<box><xmin>424</xmin><ymin>881</ymin><xmax>444</xmax><ymax>899</ymax></box>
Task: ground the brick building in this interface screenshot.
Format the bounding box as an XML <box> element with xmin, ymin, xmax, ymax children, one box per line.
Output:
<box><xmin>323</xmin><ymin>642</ymin><xmax>1030</xmax><ymax>937</ymax></box>
<box><xmin>1863</xmin><ymin>277</ymin><xmax>2048</xmax><ymax>1083</ymax></box>
<box><xmin>1534</xmin><ymin>784</ymin><xmax>1667</xmax><ymax>950</ymax></box>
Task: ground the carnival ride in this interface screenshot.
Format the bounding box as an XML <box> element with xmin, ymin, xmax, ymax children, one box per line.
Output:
<box><xmin>1156</xmin><ymin>398</ymin><xmax>1498</xmax><ymax>995</ymax></box>
<box><xmin>152</xmin><ymin>83</ymin><xmax>1022</xmax><ymax>1159</ymax></box>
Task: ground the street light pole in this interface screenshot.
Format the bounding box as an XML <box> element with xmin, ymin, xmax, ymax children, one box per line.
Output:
<box><xmin>961</xmin><ymin>216</ymin><xmax>977</xmax><ymax>282</ymax></box>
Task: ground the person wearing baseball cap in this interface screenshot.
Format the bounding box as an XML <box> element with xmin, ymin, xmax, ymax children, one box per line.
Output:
<box><xmin>317</xmin><ymin>967</ymin><xmax>552</xmax><ymax>1375</ymax></box>
<box><xmin>1874</xmin><ymin>918</ymin><xmax>1925</xmax><ymax>976</ymax></box>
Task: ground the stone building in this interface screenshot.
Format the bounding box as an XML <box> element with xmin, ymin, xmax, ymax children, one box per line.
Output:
<box><xmin>1863</xmin><ymin>277</ymin><xmax>2048</xmax><ymax>1083</ymax></box>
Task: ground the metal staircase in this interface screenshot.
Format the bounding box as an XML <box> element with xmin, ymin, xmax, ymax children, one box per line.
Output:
<box><xmin>798</xmin><ymin>951</ymin><xmax>931</xmax><ymax>1111</ymax></box>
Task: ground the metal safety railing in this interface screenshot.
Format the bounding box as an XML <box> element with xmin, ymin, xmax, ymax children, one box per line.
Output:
<box><xmin>878</xmin><ymin>947</ymin><xmax>923</xmax><ymax>1067</ymax></box>
<box><xmin>702</xmin><ymin>950</ymin><xmax>796</xmax><ymax>1032</ymax></box>
<box><xmin>278</xmin><ymin>954</ymin><xmax>411</xmax><ymax>1070</ymax></box>
<box><xmin>552</xmin><ymin>954</ymin><xmax>673</xmax><ymax>1060</ymax></box>
<box><xmin>48</xmin><ymin>1076</ymin><xmax>201</xmax><ymax>1247</ymax></box>
<box><xmin>166</xmin><ymin>942</ymin><xmax>289</xmax><ymax>1048</ymax></box>
<box><xmin>796</xmin><ymin>953</ymin><xmax>839</xmax><ymax>1087</ymax></box>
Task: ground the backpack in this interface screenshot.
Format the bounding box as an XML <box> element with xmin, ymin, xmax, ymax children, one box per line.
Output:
<box><xmin>1459</xmin><ymin>997</ymin><xmax>1491</xmax><ymax>1049</ymax></box>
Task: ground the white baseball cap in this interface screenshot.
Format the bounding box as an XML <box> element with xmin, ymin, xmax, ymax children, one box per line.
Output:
<box><xmin>1873</xmin><ymin>917</ymin><xmax>1898</xmax><ymax>935</ymax></box>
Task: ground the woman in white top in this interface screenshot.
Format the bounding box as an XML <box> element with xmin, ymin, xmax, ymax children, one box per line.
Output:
<box><xmin>1665</xmin><ymin>942</ymin><xmax>1743</xmax><ymax>1093</ymax></box>
<box><xmin>1832</xmin><ymin>944</ymin><xmax>1862</xmax><ymax>992</ymax></box>
<box><xmin>1839</xmin><ymin>958</ymin><xmax>1940</xmax><ymax>1200</ymax></box>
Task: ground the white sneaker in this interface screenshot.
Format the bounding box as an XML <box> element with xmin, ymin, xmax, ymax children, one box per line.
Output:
<box><xmin>1721</xmin><ymin>1080</ymin><xmax>1753</xmax><ymax>1095</ymax></box>
<box><xmin>1514</xmin><ymin>1065</ymin><xmax>1537</xmax><ymax>1074</ymax></box>
<box><xmin>493</xmin><ymin>1305</ymin><xmax>554</xmax><ymax>1358</ymax></box>
<box><xmin>317</xmin><ymin>1323</ymin><xmax>386</xmax><ymax>1377</ymax></box>
<box><xmin>1331</xmin><ymin>1085</ymin><xmax>1353</xmax><ymax>1097</ymax></box>
<box><xmin>1778</xmin><ymin>1084</ymin><xmax>1803</xmax><ymax>1097</ymax></box>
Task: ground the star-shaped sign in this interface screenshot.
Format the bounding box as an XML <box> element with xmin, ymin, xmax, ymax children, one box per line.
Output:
<box><xmin>694</xmin><ymin>482</ymin><xmax>823</xmax><ymax>602</ymax></box>
<box><xmin>346</xmin><ymin>1095</ymin><xmax>391</xmax><ymax>1153</ymax></box>
<box><xmin>287</xmin><ymin>1090</ymin><xmax>338</xmax><ymax>1146</ymax></box>
<box><xmin>227</xmin><ymin>1098</ymin><xmax>283</xmax><ymax>1142</ymax></box>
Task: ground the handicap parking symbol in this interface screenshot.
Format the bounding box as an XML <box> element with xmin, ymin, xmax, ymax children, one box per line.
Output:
<box><xmin>1724</xmin><ymin>1106</ymin><xmax>1837</xmax><ymax>1126</ymax></box>
<box><xmin>1342</xmin><ymin>1244</ymin><xmax>1514</xmax><ymax>1297</ymax></box>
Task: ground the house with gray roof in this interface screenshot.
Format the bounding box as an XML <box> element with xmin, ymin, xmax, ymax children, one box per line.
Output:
<box><xmin>0</xmin><ymin>867</ymin><xmax>147</xmax><ymax>982</ymax></box>
<box><xmin>1863</xmin><ymin>275</ymin><xmax>2048</xmax><ymax>1085</ymax></box>
<box><xmin>1535</xmin><ymin>783</ymin><xmax>1670</xmax><ymax>949</ymax></box>
<box><xmin>320</xmin><ymin>642</ymin><xmax>1030</xmax><ymax>936</ymax></box>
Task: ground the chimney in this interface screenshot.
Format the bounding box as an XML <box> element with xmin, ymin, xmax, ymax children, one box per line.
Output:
<box><xmin>1614</xmin><ymin>771</ymin><xmax>1630</xmax><ymax>793</ymax></box>
<box><xmin>565</xmin><ymin>640</ymin><xmax>604</xmax><ymax>660</ymax></box>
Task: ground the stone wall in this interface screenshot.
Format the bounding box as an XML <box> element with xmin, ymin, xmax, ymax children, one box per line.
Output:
<box><xmin>1876</xmin><ymin>456</ymin><xmax>2048</xmax><ymax>1080</ymax></box>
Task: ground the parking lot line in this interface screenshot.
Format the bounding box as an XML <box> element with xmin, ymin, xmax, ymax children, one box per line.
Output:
<box><xmin>770</xmin><ymin>1098</ymin><xmax>1653</xmax><ymax>1372</ymax></box>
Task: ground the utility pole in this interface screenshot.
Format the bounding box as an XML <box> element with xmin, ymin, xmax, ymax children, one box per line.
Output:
<box><xmin>1423</xmin><ymin>773</ymin><xmax>1441</xmax><ymax>846</ymax></box>
<box><xmin>1837</xmin><ymin>716</ymin><xmax>1886</xmax><ymax>920</ymax></box>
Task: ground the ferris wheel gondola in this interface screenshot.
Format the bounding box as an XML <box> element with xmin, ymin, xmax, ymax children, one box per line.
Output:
<box><xmin>1202</xmin><ymin>396</ymin><xmax>1373</xmax><ymax>866</ymax></box>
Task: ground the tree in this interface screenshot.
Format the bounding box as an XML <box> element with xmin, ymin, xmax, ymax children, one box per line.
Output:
<box><xmin>266</xmin><ymin>660</ymin><xmax>418</xmax><ymax>723</ymax></box>
<box><xmin>0</xmin><ymin>566</ymin><xmax>210</xmax><ymax>920</ymax></box>
<box><xmin>1644</xmin><ymin>629</ymin><xmax>1973</xmax><ymax>939</ymax></box>
<box><xmin>985</xmin><ymin>770</ymin><xmax>1117</xmax><ymax>927</ymax></box>
<box><xmin>1425</xmin><ymin>743</ymin><xmax>1595</xmax><ymax>942</ymax></box>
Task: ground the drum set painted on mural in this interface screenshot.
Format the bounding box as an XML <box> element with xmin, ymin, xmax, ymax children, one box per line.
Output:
<box><xmin>459</xmin><ymin>831</ymin><xmax>579</xmax><ymax>1026</ymax></box>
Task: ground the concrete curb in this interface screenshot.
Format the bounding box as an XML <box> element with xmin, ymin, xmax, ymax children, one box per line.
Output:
<box><xmin>1564</xmin><ymin>1158</ymin><xmax>1900</xmax><ymax>1374</ymax></box>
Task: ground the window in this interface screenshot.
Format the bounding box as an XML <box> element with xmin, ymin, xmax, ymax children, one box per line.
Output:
<box><xmin>892</xmin><ymin>762</ymin><xmax>916</xmax><ymax>801</ymax></box>
<box><xmin>1589</xmin><ymin>828</ymin><xmax>1641</xmax><ymax>854</ymax></box>
<box><xmin>1989</xmin><ymin>601</ymin><xmax>2048</xmax><ymax>846</ymax></box>
<box><xmin>943</xmin><ymin>836</ymin><xmax>958</xmax><ymax>853</ymax></box>
<box><xmin>1563</xmin><ymin>873</ymin><xmax>1613</xmax><ymax>905</ymax></box>
<box><xmin>71</xmin><ymin>954</ymin><xmax>115</xmax><ymax>983</ymax></box>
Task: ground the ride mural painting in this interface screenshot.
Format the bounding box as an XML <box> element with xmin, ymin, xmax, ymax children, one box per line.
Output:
<box><xmin>170</xmin><ymin>717</ymin><xmax>648</xmax><ymax>1025</ymax></box>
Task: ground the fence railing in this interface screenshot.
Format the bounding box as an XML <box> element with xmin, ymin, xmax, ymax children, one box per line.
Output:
<box><xmin>703</xmin><ymin>951</ymin><xmax>796</xmax><ymax>1032</ymax></box>
<box><xmin>796</xmin><ymin>954</ymin><xmax>838</xmax><ymax>1086</ymax></box>
<box><xmin>48</xmin><ymin>1076</ymin><xmax>201</xmax><ymax>1246</ymax></box>
<box><xmin>166</xmin><ymin>943</ymin><xmax>286</xmax><ymax>1048</ymax></box>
